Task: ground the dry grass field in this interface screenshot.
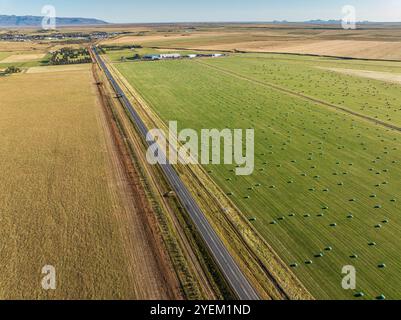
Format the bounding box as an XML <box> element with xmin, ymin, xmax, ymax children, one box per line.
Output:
<box><xmin>104</xmin><ymin>24</ymin><xmax>401</xmax><ymax>60</ymax></box>
<box><xmin>0</xmin><ymin>65</ymin><xmax>180</xmax><ymax>299</ymax></box>
<box><xmin>1</xmin><ymin>53</ymin><xmax>46</xmax><ymax>63</ymax></box>
<box><xmin>321</xmin><ymin>67</ymin><xmax>401</xmax><ymax>84</ymax></box>
<box><xmin>0</xmin><ymin>41</ymin><xmax>50</xmax><ymax>52</ymax></box>
<box><xmin>26</xmin><ymin>64</ymin><xmax>89</xmax><ymax>74</ymax></box>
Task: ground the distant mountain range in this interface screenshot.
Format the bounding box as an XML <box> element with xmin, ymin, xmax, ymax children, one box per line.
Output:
<box><xmin>0</xmin><ymin>15</ymin><xmax>108</xmax><ymax>27</ymax></box>
<box><xmin>273</xmin><ymin>19</ymin><xmax>397</xmax><ymax>25</ymax></box>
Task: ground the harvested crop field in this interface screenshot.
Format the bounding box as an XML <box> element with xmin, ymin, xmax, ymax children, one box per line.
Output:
<box><xmin>101</xmin><ymin>32</ymin><xmax>228</xmax><ymax>45</ymax></box>
<box><xmin>1</xmin><ymin>53</ymin><xmax>46</xmax><ymax>63</ymax></box>
<box><xmin>128</xmin><ymin>25</ymin><xmax>401</xmax><ymax>60</ymax></box>
<box><xmin>321</xmin><ymin>67</ymin><xmax>401</xmax><ymax>85</ymax></box>
<box><xmin>112</xmin><ymin>52</ymin><xmax>401</xmax><ymax>300</ymax></box>
<box><xmin>183</xmin><ymin>40</ymin><xmax>401</xmax><ymax>61</ymax></box>
<box><xmin>27</xmin><ymin>64</ymin><xmax>89</xmax><ymax>74</ymax></box>
<box><xmin>0</xmin><ymin>65</ymin><xmax>180</xmax><ymax>299</ymax></box>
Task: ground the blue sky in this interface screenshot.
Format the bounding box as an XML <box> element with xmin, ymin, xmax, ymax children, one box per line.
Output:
<box><xmin>0</xmin><ymin>0</ymin><xmax>400</xmax><ymax>23</ymax></box>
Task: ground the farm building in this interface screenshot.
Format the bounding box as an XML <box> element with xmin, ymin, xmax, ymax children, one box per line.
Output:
<box><xmin>197</xmin><ymin>53</ymin><xmax>225</xmax><ymax>58</ymax></box>
<box><xmin>142</xmin><ymin>54</ymin><xmax>161</xmax><ymax>61</ymax></box>
<box><xmin>159</xmin><ymin>53</ymin><xmax>181</xmax><ymax>59</ymax></box>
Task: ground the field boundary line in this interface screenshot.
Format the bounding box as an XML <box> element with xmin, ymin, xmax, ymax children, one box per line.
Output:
<box><xmin>196</xmin><ymin>60</ymin><xmax>401</xmax><ymax>133</ymax></box>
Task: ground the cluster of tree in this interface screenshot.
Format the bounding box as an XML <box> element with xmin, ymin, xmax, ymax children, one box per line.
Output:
<box><xmin>50</xmin><ymin>48</ymin><xmax>91</xmax><ymax>65</ymax></box>
<box><xmin>101</xmin><ymin>44</ymin><xmax>142</xmax><ymax>51</ymax></box>
<box><xmin>4</xmin><ymin>66</ymin><xmax>22</xmax><ymax>74</ymax></box>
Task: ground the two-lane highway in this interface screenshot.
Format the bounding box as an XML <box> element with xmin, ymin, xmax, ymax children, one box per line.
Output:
<box><xmin>91</xmin><ymin>46</ymin><xmax>260</xmax><ymax>300</ymax></box>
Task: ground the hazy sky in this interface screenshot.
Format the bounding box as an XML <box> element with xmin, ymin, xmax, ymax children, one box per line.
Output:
<box><xmin>0</xmin><ymin>0</ymin><xmax>400</xmax><ymax>23</ymax></box>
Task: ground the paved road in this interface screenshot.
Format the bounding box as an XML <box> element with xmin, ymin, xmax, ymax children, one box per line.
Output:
<box><xmin>91</xmin><ymin>47</ymin><xmax>260</xmax><ymax>300</ymax></box>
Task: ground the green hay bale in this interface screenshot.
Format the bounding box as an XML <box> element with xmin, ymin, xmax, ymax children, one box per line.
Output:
<box><xmin>325</xmin><ymin>247</ymin><xmax>333</xmax><ymax>251</ymax></box>
<box><xmin>249</xmin><ymin>217</ymin><xmax>257</xmax><ymax>222</ymax></box>
<box><xmin>375</xmin><ymin>224</ymin><xmax>382</xmax><ymax>229</ymax></box>
<box><xmin>270</xmin><ymin>221</ymin><xmax>277</xmax><ymax>225</ymax></box>
<box><xmin>305</xmin><ymin>260</ymin><xmax>313</xmax><ymax>265</ymax></box>
<box><xmin>350</xmin><ymin>254</ymin><xmax>358</xmax><ymax>259</ymax></box>
<box><xmin>378</xmin><ymin>263</ymin><xmax>386</xmax><ymax>269</ymax></box>
<box><xmin>376</xmin><ymin>294</ymin><xmax>386</xmax><ymax>300</ymax></box>
<box><xmin>330</xmin><ymin>223</ymin><xmax>337</xmax><ymax>227</ymax></box>
<box><xmin>304</xmin><ymin>214</ymin><xmax>311</xmax><ymax>218</ymax></box>
<box><xmin>368</xmin><ymin>242</ymin><xmax>377</xmax><ymax>246</ymax></box>
<box><xmin>354</xmin><ymin>292</ymin><xmax>365</xmax><ymax>298</ymax></box>
<box><xmin>288</xmin><ymin>213</ymin><xmax>296</xmax><ymax>217</ymax></box>
<box><xmin>382</xmin><ymin>219</ymin><xmax>389</xmax><ymax>224</ymax></box>
<box><xmin>290</xmin><ymin>263</ymin><xmax>298</xmax><ymax>268</ymax></box>
<box><xmin>315</xmin><ymin>253</ymin><xmax>324</xmax><ymax>258</ymax></box>
<box><xmin>374</xmin><ymin>205</ymin><xmax>382</xmax><ymax>209</ymax></box>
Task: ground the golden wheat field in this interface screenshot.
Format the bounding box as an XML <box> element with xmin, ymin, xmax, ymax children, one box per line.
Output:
<box><xmin>0</xmin><ymin>66</ymin><xmax>176</xmax><ymax>299</ymax></box>
<box><xmin>106</xmin><ymin>24</ymin><xmax>401</xmax><ymax>60</ymax></box>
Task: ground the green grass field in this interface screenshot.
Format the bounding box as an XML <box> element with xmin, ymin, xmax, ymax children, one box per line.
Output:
<box><xmin>112</xmin><ymin>53</ymin><xmax>401</xmax><ymax>300</ymax></box>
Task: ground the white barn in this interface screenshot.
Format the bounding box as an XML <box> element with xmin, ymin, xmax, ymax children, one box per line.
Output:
<box><xmin>160</xmin><ymin>53</ymin><xmax>181</xmax><ymax>59</ymax></box>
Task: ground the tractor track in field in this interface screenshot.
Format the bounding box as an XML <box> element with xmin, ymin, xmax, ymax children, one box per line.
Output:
<box><xmin>196</xmin><ymin>60</ymin><xmax>401</xmax><ymax>133</ymax></box>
